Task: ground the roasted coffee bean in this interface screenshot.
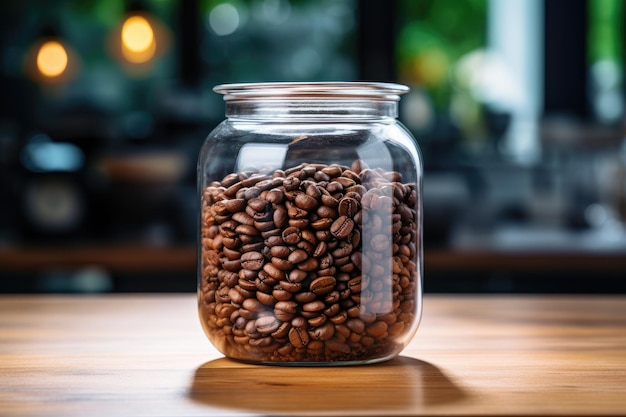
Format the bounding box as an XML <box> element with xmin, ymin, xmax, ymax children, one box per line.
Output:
<box><xmin>256</xmin><ymin>315</ymin><xmax>280</xmax><ymax>334</ymax></box>
<box><xmin>297</xmin><ymin>257</ymin><xmax>319</xmax><ymax>272</ymax></box>
<box><xmin>241</xmin><ymin>241</ymin><xmax>265</xmax><ymax>253</ymax></box>
<box><xmin>270</xmin><ymin>245</ymin><xmax>291</xmax><ymax>258</ymax></box>
<box><xmin>310</xmin><ymin>276</ymin><xmax>336</xmax><ymax>296</ymax></box>
<box><xmin>312</xmin><ymin>322</ymin><xmax>335</xmax><ymax>341</ymax></box>
<box><xmin>240</xmin><ymin>251</ymin><xmax>265</xmax><ymax>271</ymax></box>
<box><xmin>273</xmin><ymin>207</ymin><xmax>288</xmax><ymax>229</ymax></box>
<box><xmin>321</xmin><ymin>194</ymin><xmax>339</xmax><ymax>208</ymax></box>
<box><xmin>288</xmin><ymin>205</ymin><xmax>309</xmax><ymax>219</ymax></box>
<box><xmin>317</xmin><ymin>205</ymin><xmax>338</xmax><ymax>219</ymax></box>
<box><xmin>323</xmin><ymin>302</ymin><xmax>340</xmax><ymax>317</ymax></box>
<box><xmin>271</xmin><ymin>257</ymin><xmax>293</xmax><ymax>271</ymax></box>
<box><xmin>366</xmin><ymin>321</ymin><xmax>388</xmax><ymax>339</ymax></box>
<box><xmin>332</xmin><ymin>241</ymin><xmax>353</xmax><ymax>258</ymax></box>
<box><xmin>235</xmin><ymin>224</ymin><xmax>259</xmax><ymax>236</ymax></box>
<box><xmin>242</xmin><ymin>298</ymin><xmax>262</xmax><ymax>313</ymax></box>
<box><xmin>266</xmin><ymin>188</ymin><xmax>285</xmax><ymax>204</ymax></box>
<box><xmin>338</xmin><ymin>197</ymin><xmax>360</xmax><ymax>217</ymax></box>
<box><xmin>311</xmin><ymin>217</ymin><xmax>332</xmax><ymax>231</ymax></box>
<box><xmin>280</xmin><ymin>280</ymin><xmax>303</xmax><ymax>293</ymax></box>
<box><xmin>307</xmin><ymin>314</ymin><xmax>327</xmax><ymax>327</ymax></box>
<box><xmin>254</xmin><ymin>220</ymin><xmax>275</xmax><ymax>232</ymax></box>
<box><xmin>294</xmin><ymin>291</ymin><xmax>316</xmax><ymax>304</ymax></box>
<box><xmin>232</xmin><ymin>211</ymin><xmax>254</xmax><ymax>226</ymax></box>
<box><xmin>295</xmin><ymin>193</ymin><xmax>319</xmax><ymax>211</ymax></box>
<box><xmin>282</xmin><ymin>226</ymin><xmax>301</xmax><ymax>244</ymax></box>
<box><xmin>302</xmin><ymin>300</ymin><xmax>326</xmax><ymax>313</ymax></box>
<box><xmin>272</xmin><ymin>287</ymin><xmax>293</xmax><ymax>301</ymax></box>
<box><xmin>264</xmin><ymin>235</ymin><xmax>284</xmax><ymax>247</ymax></box>
<box><xmin>287</xmin><ymin>249</ymin><xmax>308</xmax><ymax>264</ymax></box>
<box><xmin>324</xmin><ymin>290</ymin><xmax>340</xmax><ymax>304</ymax></box>
<box><xmin>330</xmin><ymin>215</ymin><xmax>354</xmax><ymax>239</ymax></box>
<box><xmin>326</xmin><ymin>337</ymin><xmax>351</xmax><ymax>354</ymax></box>
<box><xmin>271</xmin><ymin>321</ymin><xmax>291</xmax><ymax>339</ymax></box>
<box><xmin>256</xmin><ymin>291</ymin><xmax>276</xmax><ymax>306</ymax></box>
<box><xmin>289</xmin><ymin>327</ymin><xmax>310</xmax><ymax>348</ymax></box>
<box><xmin>287</xmin><ymin>269</ymin><xmax>308</xmax><ymax>283</ymax></box>
<box><xmin>313</xmin><ymin>241</ymin><xmax>327</xmax><ymax>258</ymax></box>
<box><xmin>288</xmin><ymin>218</ymin><xmax>309</xmax><ymax>229</ymax></box>
<box><xmin>263</xmin><ymin>263</ymin><xmax>285</xmax><ymax>280</ymax></box>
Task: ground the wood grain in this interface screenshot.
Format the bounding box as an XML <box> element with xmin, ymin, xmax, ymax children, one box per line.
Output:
<box><xmin>0</xmin><ymin>294</ymin><xmax>625</xmax><ymax>416</ymax></box>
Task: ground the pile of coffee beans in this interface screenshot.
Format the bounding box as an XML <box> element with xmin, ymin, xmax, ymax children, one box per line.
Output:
<box><xmin>199</xmin><ymin>161</ymin><xmax>419</xmax><ymax>363</ymax></box>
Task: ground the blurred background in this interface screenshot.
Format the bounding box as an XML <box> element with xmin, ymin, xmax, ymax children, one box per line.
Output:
<box><xmin>1</xmin><ymin>0</ymin><xmax>625</xmax><ymax>294</ymax></box>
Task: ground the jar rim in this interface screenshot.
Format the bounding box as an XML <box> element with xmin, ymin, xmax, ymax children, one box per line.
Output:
<box><xmin>213</xmin><ymin>82</ymin><xmax>409</xmax><ymax>102</ymax></box>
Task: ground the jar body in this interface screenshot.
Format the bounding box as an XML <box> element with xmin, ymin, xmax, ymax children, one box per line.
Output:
<box><xmin>198</xmin><ymin>83</ymin><xmax>423</xmax><ymax>365</ymax></box>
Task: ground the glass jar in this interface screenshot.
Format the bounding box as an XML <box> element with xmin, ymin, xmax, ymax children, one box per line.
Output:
<box><xmin>198</xmin><ymin>82</ymin><xmax>423</xmax><ymax>365</ymax></box>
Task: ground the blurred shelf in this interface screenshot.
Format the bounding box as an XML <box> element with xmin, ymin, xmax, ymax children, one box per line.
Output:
<box><xmin>425</xmin><ymin>248</ymin><xmax>626</xmax><ymax>272</ymax></box>
<box><xmin>1</xmin><ymin>243</ymin><xmax>626</xmax><ymax>274</ymax></box>
<box><xmin>0</xmin><ymin>244</ymin><xmax>196</xmax><ymax>273</ymax></box>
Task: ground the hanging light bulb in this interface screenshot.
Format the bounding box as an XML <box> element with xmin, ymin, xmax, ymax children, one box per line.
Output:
<box><xmin>36</xmin><ymin>40</ymin><xmax>69</xmax><ymax>78</ymax></box>
<box><xmin>121</xmin><ymin>14</ymin><xmax>156</xmax><ymax>63</ymax></box>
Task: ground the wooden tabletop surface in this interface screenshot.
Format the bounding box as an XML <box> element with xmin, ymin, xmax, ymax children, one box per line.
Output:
<box><xmin>1</xmin><ymin>294</ymin><xmax>625</xmax><ymax>416</ymax></box>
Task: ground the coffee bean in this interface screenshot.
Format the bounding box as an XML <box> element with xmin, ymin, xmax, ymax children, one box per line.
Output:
<box><xmin>282</xmin><ymin>226</ymin><xmax>301</xmax><ymax>244</ymax></box>
<box><xmin>256</xmin><ymin>291</ymin><xmax>276</xmax><ymax>306</ymax></box>
<box><xmin>273</xmin><ymin>207</ymin><xmax>288</xmax><ymax>229</ymax></box>
<box><xmin>242</xmin><ymin>298</ymin><xmax>262</xmax><ymax>313</ymax></box>
<box><xmin>325</xmin><ymin>337</ymin><xmax>350</xmax><ymax>354</ymax></box>
<box><xmin>270</xmin><ymin>245</ymin><xmax>290</xmax><ymax>258</ymax></box>
<box><xmin>263</xmin><ymin>263</ymin><xmax>285</xmax><ymax>280</ymax></box>
<box><xmin>295</xmin><ymin>193</ymin><xmax>319</xmax><ymax>211</ymax></box>
<box><xmin>366</xmin><ymin>321</ymin><xmax>388</xmax><ymax>339</ymax></box>
<box><xmin>222</xmin><ymin>198</ymin><xmax>246</xmax><ymax>213</ymax></box>
<box><xmin>271</xmin><ymin>321</ymin><xmax>291</xmax><ymax>339</ymax></box>
<box><xmin>297</xmin><ymin>257</ymin><xmax>319</xmax><ymax>272</ymax></box>
<box><xmin>311</xmin><ymin>217</ymin><xmax>332</xmax><ymax>230</ymax></box>
<box><xmin>272</xmin><ymin>287</ymin><xmax>293</xmax><ymax>301</ymax></box>
<box><xmin>294</xmin><ymin>291</ymin><xmax>316</xmax><ymax>304</ymax></box>
<box><xmin>240</xmin><ymin>251</ymin><xmax>264</xmax><ymax>271</ymax></box>
<box><xmin>321</xmin><ymin>194</ymin><xmax>339</xmax><ymax>208</ymax></box>
<box><xmin>280</xmin><ymin>280</ymin><xmax>303</xmax><ymax>293</ymax></box>
<box><xmin>289</xmin><ymin>327</ymin><xmax>310</xmax><ymax>348</ymax></box>
<box><xmin>370</xmin><ymin>234</ymin><xmax>391</xmax><ymax>251</ymax></box>
<box><xmin>256</xmin><ymin>315</ymin><xmax>280</xmax><ymax>334</ymax></box>
<box><xmin>271</xmin><ymin>257</ymin><xmax>293</xmax><ymax>271</ymax></box>
<box><xmin>307</xmin><ymin>314</ymin><xmax>327</xmax><ymax>327</ymax></box>
<box><xmin>284</xmin><ymin>250</ymin><xmax>305</xmax><ymax>265</ymax></box>
<box><xmin>302</xmin><ymin>300</ymin><xmax>325</xmax><ymax>313</ymax></box>
<box><xmin>310</xmin><ymin>276</ymin><xmax>336</xmax><ymax>296</ymax></box>
<box><xmin>312</xmin><ymin>322</ymin><xmax>335</xmax><ymax>341</ymax></box>
<box><xmin>338</xmin><ymin>197</ymin><xmax>360</xmax><ymax>217</ymax></box>
<box><xmin>330</xmin><ymin>215</ymin><xmax>354</xmax><ymax>239</ymax></box>
<box><xmin>232</xmin><ymin>211</ymin><xmax>254</xmax><ymax>226</ymax></box>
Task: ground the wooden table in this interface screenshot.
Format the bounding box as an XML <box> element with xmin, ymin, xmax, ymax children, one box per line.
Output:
<box><xmin>1</xmin><ymin>294</ymin><xmax>625</xmax><ymax>416</ymax></box>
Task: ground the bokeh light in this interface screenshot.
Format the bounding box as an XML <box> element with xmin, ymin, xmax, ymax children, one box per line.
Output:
<box><xmin>36</xmin><ymin>40</ymin><xmax>68</xmax><ymax>78</ymax></box>
<box><xmin>121</xmin><ymin>15</ymin><xmax>156</xmax><ymax>63</ymax></box>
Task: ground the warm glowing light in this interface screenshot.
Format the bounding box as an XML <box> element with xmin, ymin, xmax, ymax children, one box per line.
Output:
<box><xmin>121</xmin><ymin>15</ymin><xmax>156</xmax><ymax>63</ymax></box>
<box><xmin>36</xmin><ymin>41</ymin><xmax>68</xmax><ymax>78</ymax></box>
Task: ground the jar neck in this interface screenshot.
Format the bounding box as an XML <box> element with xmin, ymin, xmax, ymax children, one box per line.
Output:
<box><xmin>225</xmin><ymin>98</ymin><xmax>398</xmax><ymax>121</ymax></box>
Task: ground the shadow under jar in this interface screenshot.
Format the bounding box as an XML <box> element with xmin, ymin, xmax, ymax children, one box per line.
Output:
<box><xmin>198</xmin><ymin>82</ymin><xmax>423</xmax><ymax>365</ymax></box>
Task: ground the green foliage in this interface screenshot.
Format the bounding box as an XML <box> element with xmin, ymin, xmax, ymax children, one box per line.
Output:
<box><xmin>396</xmin><ymin>0</ymin><xmax>487</xmax><ymax>108</ymax></box>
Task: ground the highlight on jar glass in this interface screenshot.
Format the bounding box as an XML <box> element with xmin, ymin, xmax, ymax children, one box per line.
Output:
<box><xmin>198</xmin><ymin>82</ymin><xmax>423</xmax><ymax>365</ymax></box>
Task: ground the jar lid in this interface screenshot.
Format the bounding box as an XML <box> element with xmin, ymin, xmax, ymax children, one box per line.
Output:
<box><xmin>213</xmin><ymin>82</ymin><xmax>409</xmax><ymax>102</ymax></box>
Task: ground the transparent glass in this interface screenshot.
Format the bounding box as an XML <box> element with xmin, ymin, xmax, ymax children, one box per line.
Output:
<box><xmin>198</xmin><ymin>82</ymin><xmax>423</xmax><ymax>365</ymax></box>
